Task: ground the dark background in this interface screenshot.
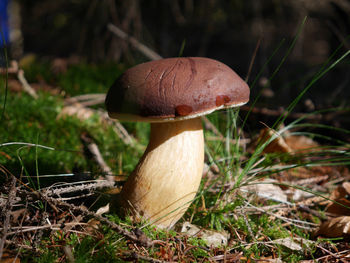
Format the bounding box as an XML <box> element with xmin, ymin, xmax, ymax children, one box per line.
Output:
<box><xmin>5</xmin><ymin>0</ymin><xmax>350</xmax><ymax>130</ymax></box>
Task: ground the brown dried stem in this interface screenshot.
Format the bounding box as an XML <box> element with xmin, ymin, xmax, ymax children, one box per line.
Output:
<box><xmin>108</xmin><ymin>23</ymin><xmax>162</xmax><ymax>61</ymax></box>
<box><xmin>81</xmin><ymin>132</ymin><xmax>114</xmax><ymax>182</ymax></box>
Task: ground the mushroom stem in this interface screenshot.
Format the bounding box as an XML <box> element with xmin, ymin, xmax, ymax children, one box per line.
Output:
<box><xmin>119</xmin><ymin>117</ymin><xmax>204</xmax><ymax>228</ymax></box>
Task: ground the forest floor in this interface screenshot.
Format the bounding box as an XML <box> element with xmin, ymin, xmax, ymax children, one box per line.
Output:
<box><xmin>0</xmin><ymin>57</ymin><xmax>350</xmax><ymax>262</ymax></box>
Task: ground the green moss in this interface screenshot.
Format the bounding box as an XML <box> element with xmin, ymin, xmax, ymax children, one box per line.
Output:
<box><xmin>57</xmin><ymin>63</ymin><xmax>125</xmax><ymax>96</ymax></box>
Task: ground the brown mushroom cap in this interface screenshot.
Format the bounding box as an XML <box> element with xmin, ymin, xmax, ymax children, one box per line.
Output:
<box><xmin>105</xmin><ymin>57</ymin><xmax>249</xmax><ymax>122</ymax></box>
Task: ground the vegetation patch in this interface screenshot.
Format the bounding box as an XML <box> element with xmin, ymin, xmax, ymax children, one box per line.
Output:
<box><xmin>1</xmin><ymin>50</ymin><xmax>350</xmax><ymax>262</ymax></box>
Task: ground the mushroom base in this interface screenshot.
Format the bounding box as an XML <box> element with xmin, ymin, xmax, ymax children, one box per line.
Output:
<box><xmin>118</xmin><ymin>118</ymin><xmax>204</xmax><ymax>229</ymax></box>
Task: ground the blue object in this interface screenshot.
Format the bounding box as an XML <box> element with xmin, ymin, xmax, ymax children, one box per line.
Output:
<box><xmin>0</xmin><ymin>0</ymin><xmax>9</xmax><ymax>47</ymax></box>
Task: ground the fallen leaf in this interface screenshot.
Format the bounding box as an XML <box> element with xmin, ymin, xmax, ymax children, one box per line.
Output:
<box><xmin>240</xmin><ymin>179</ymin><xmax>288</xmax><ymax>204</ymax></box>
<box><xmin>96</xmin><ymin>204</ymin><xmax>110</xmax><ymax>215</ymax></box>
<box><xmin>180</xmin><ymin>222</ymin><xmax>229</xmax><ymax>247</ymax></box>
<box><xmin>292</xmin><ymin>189</ymin><xmax>315</xmax><ymax>202</ymax></box>
<box><xmin>86</xmin><ymin>218</ymin><xmax>101</xmax><ymax>234</ymax></box>
<box><xmin>314</xmin><ymin>216</ymin><xmax>350</xmax><ymax>238</ymax></box>
<box><xmin>284</xmin><ymin>135</ymin><xmax>319</xmax><ymax>153</ymax></box>
<box><xmin>253</xmin><ymin>127</ymin><xmax>319</xmax><ymax>155</ymax></box>
<box><xmin>271</xmin><ymin>237</ymin><xmax>313</xmax><ymax>251</ymax></box>
<box><xmin>326</xmin><ymin>182</ymin><xmax>350</xmax><ymax>215</ymax></box>
<box><xmin>256</xmin><ymin>128</ymin><xmax>292</xmax><ymax>154</ymax></box>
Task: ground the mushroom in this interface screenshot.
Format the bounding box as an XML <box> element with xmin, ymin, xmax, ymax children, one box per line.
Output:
<box><xmin>105</xmin><ymin>57</ymin><xmax>249</xmax><ymax>229</ymax></box>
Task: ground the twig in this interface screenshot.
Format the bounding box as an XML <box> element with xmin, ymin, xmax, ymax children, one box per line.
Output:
<box><xmin>17</xmin><ymin>180</ymin><xmax>114</xmax><ymax>208</ymax></box>
<box><xmin>0</xmin><ymin>176</ymin><xmax>17</xmax><ymax>260</ymax></box>
<box><xmin>5</xmin><ymin>239</ymin><xmax>41</xmax><ymax>254</ymax></box>
<box><xmin>17</xmin><ymin>69</ymin><xmax>38</xmax><ymax>99</ymax></box>
<box><xmin>64</xmin><ymin>93</ymin><xmax>106</xmax><ymax>106</ymax></box>
<box><xmin>63</xmin><ymin>96</ymin><xmax>136</xmax><ymax>145</ymax></box>
<box><xmin>59</xmin><ymin>102</ymin><xmax>135</xmax><ymax>146</ymax></box>
<box><xmin>2</xmin><ymin>222</ymin><xmax>88</xmax><ymax>235</ymax></box>
<box><xmin>0</xmin><ymin>142</ymin><xmax>55</xmax><ymax>150</ymax></box>
<box><xmin>316</xmin><ymin>243</ymin><xmax>348</xmax><ymax>263</ymax></box>
<box><xmin>99</xmin><ymin>110</ymin><xmax>135</xmax><ymax>146</ymax></box>
<box><xmin>314</xmin><ymin>249</ymin><xmax>350</xmax><ymax>262</ymax></box>
<box><xmin>81</xmin><ymin>133</ymin><xmax>114</xmax><ymax>182</ymax></box>
<box><xmin>0</xmin><ymin>61</ymin><xmax>38</xmax><ymax>99</ymax></box>
<box><xmin>42</xmin><ymin>180</ymin><xmax>114</xmax><ymax>197</ymax></box>
<box><xmin>31</xmin><ymin>192</ymin><xmax>154</xmax><ymax>247</ymax></box>
<box><xmin>209</xmin><ymin>252</ymin><xmax>242</xmax><ymax>262</ymax></box>
<box><xmin>108</xmin><ymin>23</ymin><xmax>163</xmax><ymax>61</ymax></box>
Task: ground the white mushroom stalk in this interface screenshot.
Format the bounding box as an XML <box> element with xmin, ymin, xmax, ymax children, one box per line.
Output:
<box><xmin>119</xmin><ymin>118</ymin><xmax>204</xmax><ymax>228</ymax></box>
